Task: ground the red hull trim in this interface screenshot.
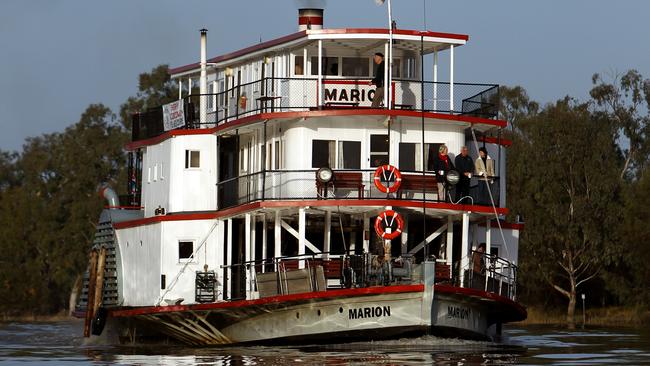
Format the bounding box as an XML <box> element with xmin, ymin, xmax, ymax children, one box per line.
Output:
<box><xmin>110</xmin><ymin>284</ymin><xmax>424</xmax><ymax>317</ymax></box>
<box><xmin>126</xmin><ymin>110</ymin><xmax>506</xmax><ymax>151</ymax></box>
<box><xmin>113</xmin><ymin>199</ymin><xmax>509</xmax><ymax>229</ymax></box>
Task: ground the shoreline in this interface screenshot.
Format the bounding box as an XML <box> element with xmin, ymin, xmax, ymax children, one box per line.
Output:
<box><xmin>515</xmin><ymin>306</ymin><xmax>650</xmax><ymax>327</ymax></box>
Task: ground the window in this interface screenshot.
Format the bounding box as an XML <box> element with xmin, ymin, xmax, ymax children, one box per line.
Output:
<box><xmin>391</xmin><ymin>58</ymin><xmax>401</xmax><ymax>78</ymax></box>
<box><xmin>370</xmin><ymin>135</ymin><xmax>389</xmax><ymax>167</ymax></box>
<box><xmin>404</xmin><ymin>57</ymin><xmax>416</xmax><ymax>79</ymax></box>
<box><xmin>342</xmin><ymin>57</ymin><xmax>370</xmax><ymax>77</ymax></box>
<box><xmin>207</xmin><ymin>82</ymin><xmax>215</xmax><ymax>111</ymax></box>
<box><xmin>274</xmin><ymin>140</ymin><xmax>282</xmax><ymax>169</ymax></box>
<box><xmin>311</xmin><ymin>56</ymin><xmax>339</xmax><ymax>76</ymax></box>
<box><xmin>338</xmin><ymin>141</ymin><xmax>361</xmax><ymax>169</ymax></box>
<box><xmin>399</xmin><ymin>143</ymin><xmax>421</xmax><ymax>171</ymax></box>
<box><xmin>294</xmin><ymin>55</ymin><xmax>304</xmax><ymax>75</ymax></box>
<box><xmin>424</xmin><ymin>143</ymin><xmax>443</xmax><ymax>171</ymax></box>
<box><xmin>185</xmin><ymin>150</ymin><xmax>200</xmax><ymax>168</ymax></box>
<box><xmin>217</xmin><ymin>79</ymin><xmax>225</xmax><ymax>108</ymax></box>
<box><xmin>312</xmin><ymin>140</ymin><xmax>335</xmax><ymax>168</ymax></box>
<box><xmin>178</xmin><ymin>241</ymin><xmax>194</xmax><ymax>261</ymax></box>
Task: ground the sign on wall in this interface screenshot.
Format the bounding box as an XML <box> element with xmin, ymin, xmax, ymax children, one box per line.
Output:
<box><xmin>162</xmin><ymin>100</ymin><xmax>185</xmax><ymax>131</ymax></box>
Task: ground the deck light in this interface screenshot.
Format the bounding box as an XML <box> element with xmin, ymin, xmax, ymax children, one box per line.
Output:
<box><xmin>316</xmin><ymin>167</ymin><xmax>334</xmax><ymax>183</ymax></box>
<box><xmin>446</xmin><ymin>170</ymin><xmax>460</xmax><ymax>185</ymax></box>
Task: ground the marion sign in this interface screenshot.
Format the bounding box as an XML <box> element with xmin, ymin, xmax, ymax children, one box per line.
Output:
<box><xmin>162</xmin><ymin>100</ymin><xmax>185</xmax><ymax>131</ymax></box>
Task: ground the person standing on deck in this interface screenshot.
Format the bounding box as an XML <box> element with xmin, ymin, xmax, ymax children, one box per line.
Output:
<box><xmin>475</xmin><ymin>147</ymin><xmax>495</xmax><ymax>205</ymax></box>
<box><xmin>454</xmin><ymin>146</ymin><xmax>474</xmax><ymax>203</ymax></box>
<box><xmin>370</xmin><ymin>52</ymin><xmax>385</xmax><ymax>108</ymax></box>
<box><xmin>432</xmin><ymin>145</ymin><xmax>454</xmax><ymax>202</ymax></box>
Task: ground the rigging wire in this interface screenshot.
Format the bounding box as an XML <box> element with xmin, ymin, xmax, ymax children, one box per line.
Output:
<box><xmin>470</xmin><ymin>128</ymin><xmax>511</xmax><ymax>258</ymax></box>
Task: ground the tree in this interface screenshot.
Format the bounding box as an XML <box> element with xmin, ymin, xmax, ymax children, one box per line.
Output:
<box><xmin>119</xmin><ymin>64</ymin><xmax>179</xmax><ymax>130</ymax></box>
<box><xmin>499</xmin><ymin>85</ymin><xmax>539</xmax><ymax>135</ymax></box>
<box><xmin>509</xmin><ymin>98</ymin><xmax>624</xmax><ymax>328</ymax></box>
<box><xmin>590</xmin><ymin>70</ymin><xmax>650</xmax><ymax>180</ymax></box>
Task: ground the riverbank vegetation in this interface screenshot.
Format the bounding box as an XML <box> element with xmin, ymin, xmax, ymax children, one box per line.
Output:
<box><xmin>0</xmin><ymin>66</ymin><xmax>648</xmax><ymax>328</ymax></box>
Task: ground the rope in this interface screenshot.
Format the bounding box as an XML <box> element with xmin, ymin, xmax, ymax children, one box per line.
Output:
<box><xmin>156</xmin><ymin>220</ymin><xmax>219</xmax><ymax>306</ymax></box>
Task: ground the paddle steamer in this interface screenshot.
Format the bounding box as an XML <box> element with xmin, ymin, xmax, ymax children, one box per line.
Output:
<box><xmin>76</xmin><ymin>4</ymin><xmax>526</xmax><ymax>345</ymax></box>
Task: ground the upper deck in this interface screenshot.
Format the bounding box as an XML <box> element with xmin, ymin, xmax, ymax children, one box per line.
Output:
<box><xmin>132</xmin><ymin>27</ymin><xmax>500</xmax><ymax>143</ymax></box>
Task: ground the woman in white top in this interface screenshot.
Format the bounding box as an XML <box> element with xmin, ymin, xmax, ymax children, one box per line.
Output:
<box><xmin>475</xmin><ymin>147</ymin><xmax>495</xmax><ymax>205</ymax></box>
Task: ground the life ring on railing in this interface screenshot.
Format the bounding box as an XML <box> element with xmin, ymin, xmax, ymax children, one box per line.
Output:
<box><xmin>373</xmin><ymin>165</ymin><xmax>402</xmax><ymax>193</ymax></box>
<box><xmin>374</xmin><ymin>209</ymin><xmax>404</xmax><ymax>240</ymax></box>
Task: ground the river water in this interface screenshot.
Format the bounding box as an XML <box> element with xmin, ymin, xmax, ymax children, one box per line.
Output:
<box><xmin>1</xmin><ymin>320</ymin><xmax>649</xmax><ymax>365</ymax></box>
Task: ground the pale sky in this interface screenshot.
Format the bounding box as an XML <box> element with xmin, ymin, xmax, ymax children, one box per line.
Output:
<box><xmin>1</xmin><ymin>0</ymin><xmax>648</xmax><ymax>152</ymax></box>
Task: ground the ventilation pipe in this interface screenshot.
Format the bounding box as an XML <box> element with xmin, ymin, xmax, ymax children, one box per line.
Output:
<box><xmin>199</xmin><ymin>29</ymin><xmax>208</xmax><ymax>125</ymax></box>
<box><xmin>99</xmin><ymin>185</ymin><xmax>119</xmax><ymax>208</ymax></box>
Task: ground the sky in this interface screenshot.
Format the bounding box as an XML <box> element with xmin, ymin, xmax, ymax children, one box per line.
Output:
<box><xmin>1</xmin><ymin>0</ymin><xmax>649</xmax><ymax>152</ymax></box>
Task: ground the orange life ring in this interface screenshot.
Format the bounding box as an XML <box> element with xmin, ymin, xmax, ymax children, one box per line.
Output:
<box><xmin>373</xmin><ymin>165</ymin><xmax>402</xmax><ymax>193</ymax></box>
<box><xmin>374</xmin><ymin>209</ymin><xmax>404</xmax><ymax>240</ymax></box>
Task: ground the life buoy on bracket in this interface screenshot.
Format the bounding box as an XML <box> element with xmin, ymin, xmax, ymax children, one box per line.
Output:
<box><xmin>374</xmin><ymin>209</ymin><xmax>404</xmax><ymax>240</ymax></box>
<box><xmin>373</xmin><ymin>165</ymin><xmax>402</xmax><ymax>193</ymax></box>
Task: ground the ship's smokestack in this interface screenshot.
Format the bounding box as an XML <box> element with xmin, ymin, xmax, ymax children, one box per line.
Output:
<box><xmin>199</xmin><ymin>29</ymin><xmax>208</xmax><ymax>125</ymax></box>
<box><xmin>298</xmin><ymin>8</ymin><xmax>324</xmax><ymax>31</ymax></box>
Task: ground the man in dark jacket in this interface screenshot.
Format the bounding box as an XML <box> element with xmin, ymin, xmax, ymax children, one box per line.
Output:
<box><xmin>454</xmin><ymin>146</ymin><xmax>474</xmax><ymax>203</ymax></box>
<box><xmin>370</xmin><ymin>52</ymin><xmax>385</xmax><ymax>108</ymax></box>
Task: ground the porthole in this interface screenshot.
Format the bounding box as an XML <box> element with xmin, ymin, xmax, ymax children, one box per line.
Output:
<box><xmin>317</xmin><ymin>309</ymin><xmax>321</xmax><ymax>316</ymax></box>
<box><xmin>296</xmin><ymin>312</ymin><xmax>300</xmax><ymax>319</ymax></box>
<box><xmin>339</xmin><ymin>307</ymin><xmax>343</xmax><ymax>313</ymax></box>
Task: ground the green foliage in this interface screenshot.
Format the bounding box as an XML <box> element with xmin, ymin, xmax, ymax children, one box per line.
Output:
<box><xmin>0</xmin><ymin>65</ymin><xmax>173</xmax><ymax>316</ymax></box>
<box><xmin>119</xmin><ymin>64</ymin><xmax>178</xmax><ymax>130</ymax></box>
<box><xmin>0</xmin><ymin>104</ymin><xmax>128</xmax><ymax>316</ymax></box>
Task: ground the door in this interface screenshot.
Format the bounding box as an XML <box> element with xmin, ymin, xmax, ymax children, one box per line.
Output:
<box><xmin>238</xmin><ymin>133</ymin><xmax>256</xmax><ymax>203</ymax></box>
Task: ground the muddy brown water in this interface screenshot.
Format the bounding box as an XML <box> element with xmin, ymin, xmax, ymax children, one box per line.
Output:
<box><xmin>1</xmin><ymin>320</ymin><xmax>650</xmax><ymax>365</ymax></box>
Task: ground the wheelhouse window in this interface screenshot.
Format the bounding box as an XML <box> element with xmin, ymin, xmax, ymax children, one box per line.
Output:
<box><xmin>342</xmin><ymin>57</ymin><xmax>370</xmax><ymax>77</ymax></box>
<box><xmin>217</xmin><ymin>79</ymin><xmax>225</xmax><ymax>109</ymax></box>
<box><xmin>338</xmin><ymin>141</ymin><xmax>361</xmax><ymax>169</ymax></box>
<box><xmin>399</xmin><ymin>143</ymin><xmax>421</xmax><ymax>171</ymax></box>
<box><xmin>178</xmin><ymin>241</ymin><xmax>194</xmax><ymax>262</ymax></box>
<box><xmin>294</xmin><ymin>55</ymin><xmax>304</xmax><ymax>76</ymax></box>
<box><xmin>391</xmin><ymin>58</ymin><xmax>401</xmax><ymax>78</ymax></box>
<box><xmin>312</xmin><ymin>140</ymin><xmax>335</xmax><ymax>168</ymax></box>
<box><xmin>185</xmin><ymin>150</ymin><xmax>200</xmax><ymax>169</ymax></box>
<box><xmin>311</xmin><ymin>56</ymin><xmax>339</xmax><ymax>76</ymax></box>
<box><xmin>370</xmin><ymin>134</ymin><xmax>389</xmax><ymax>167</ymax></box>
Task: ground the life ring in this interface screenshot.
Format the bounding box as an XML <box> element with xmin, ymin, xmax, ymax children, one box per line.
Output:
<box><xmin>373</xmin><ymin>165</ymin><xmax>402</xmax><ymax>193</ymax></box>
<box><xmin>374</xmin><ymin>209</ymin><xmax>404</xmax><ymax>240</ymax></box>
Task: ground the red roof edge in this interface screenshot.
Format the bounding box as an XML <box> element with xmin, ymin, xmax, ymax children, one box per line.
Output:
<box><xmin>169</xmin><ymin>28</ymin><xmax>469</xmax><ymax>76</ymax></box>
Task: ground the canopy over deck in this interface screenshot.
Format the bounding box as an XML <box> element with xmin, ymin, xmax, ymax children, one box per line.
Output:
<box><xmin>170</xmin><ymin>28</ymin><xmax>468</xmax><ymax>77</ymax></box>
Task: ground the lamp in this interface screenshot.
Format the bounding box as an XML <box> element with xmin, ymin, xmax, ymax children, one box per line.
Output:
<box><xmin>224</xmin><ymin>67</ymin><xmax>233</xmax><ymax>77</ymax></box>
<box><xmin>316</xmin><ymin>167</ymin><xmax>334</xmax><ymax>184</ymax></box>
<box><xmin>446</xmin><ymin>170</ymin><xmax>460</xmax><ymax>185</ymax></box>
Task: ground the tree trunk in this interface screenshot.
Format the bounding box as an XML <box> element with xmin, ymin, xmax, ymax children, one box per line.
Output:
<box><xmin>567</xmin><ymin>277</ymin><xmax>577</xmax><ymax>329</ymax></box>
<box><xmin>68</xmin><ymin>274</ymin><xmax>82</xmax><ymax>316</ymax></box>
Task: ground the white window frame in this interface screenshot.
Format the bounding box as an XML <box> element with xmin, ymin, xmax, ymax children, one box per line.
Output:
<box><xmin>178</xmin><ymin>239</ymin><xmax>197</xmax><ymax>263</ymax></box>
<box><xmin>185</xmin><ymin>150</ymin><xmax>201</xmax><ymax>169</ymax></box>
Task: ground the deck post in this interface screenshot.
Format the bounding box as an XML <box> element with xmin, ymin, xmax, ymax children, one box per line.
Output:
<box><xmin>226</xmin><ymin>218</ymin><xmax>233</xmax><ymax>299</ymax></box>
<box><xmin>449</xmin><ymin>45</ymin><xmax>454</xmax><ymax>113</ymax></box>
<box><xmin>274</xmin><ymin>210</ymin><xmax>281</xmax><ymax>270</ymax></box>
<box><xmin>261</xmin><ymin>214</ymin><xmax>267</xmax><ymax>273</ymax></box>
<box><xmin>250</xmin><ymin>214</ymin><xmax>256</xmax><ymax>295</ymax></box>
<box><xmin>323</xmin><ymin>210</ymin><xmax>331</xmax><ymax>260</ymax></box>
<box><xmin>433</xmin><ymin>50</ymin><xmax>438</xmax><ymax>111</ymax></box>
<box><xmin>459</xmin><ymin>212</ymin><xmax>469</xmax><ymax>287</ymax></box>
<box><xmin>363</xmin><ymin>213</ymin><xmax>370</xmax><ymax>253</ymax></box>
<box><xmin>446</xmin><ymin>215</ymin><xmax>453</xmax><ymax>267</ymax></box>
<box><xmin>298</xmin><ymin>208</ymin><xmax>306</xmax><ymax>268</ymax></box>
<box><xmin>318</xmin><ymin>40</ymin><xmax>323</xmax><ymax>107</ymax></box>
<box><xmin>216</xmin><ymin>219</ymin><xmax>225</xmax><ymax>300</ymax></box>
<box><xmin>245</xmin><ymin>213</ymin><xmax>252</xmax><ymax>297</ymax></box>
<box><xmin>384</xmin><ymin>42</ymin><xmax>389</xmax><ymax>108</ymax></box>
<box><xmin>485</xmin><ymin>218</ymin><xmax>491</xmax><ymax>256</ymax></box>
